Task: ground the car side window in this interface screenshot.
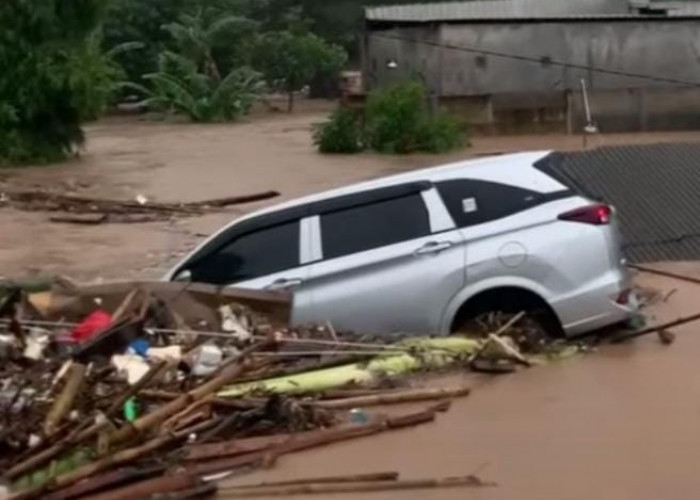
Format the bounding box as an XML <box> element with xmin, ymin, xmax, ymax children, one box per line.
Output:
<box><xmin>320</xmin><ymin>193</ymin><xmax>430</xmax><ymax>260</ymax></box>
<box><xmin>188</xmin><ymin>220</ymin><xmax>300</xmax><ymax>285</ymax></box>
<box><xmin>436</xmin><ymin>179</ymin><xmax>542</xmax><ymax>228</ymax></box>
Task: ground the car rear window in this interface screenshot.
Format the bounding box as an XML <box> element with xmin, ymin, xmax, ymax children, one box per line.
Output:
<box><xmin>320</xmin><ymin>193</ymin><xmax>430</xmax><ymax>260</ymax></box>
<box><xmin>436</xmin><ymin>179</ymin><xmax>561</xmax><ymax>228</ymax></box>
<box><xmin>188</xmin><ymin>220</ymin><xmax>300</xmax><ymax>284</ymax></box>
<box><xmin>533</xmin><ymin>152</ymin><xmax>594</xmax><ymax>198</ymax></box>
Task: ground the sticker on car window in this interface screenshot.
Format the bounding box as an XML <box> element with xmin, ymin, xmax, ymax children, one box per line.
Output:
<box><xmin>462</xmin><ymin>197</ymin><xmax>478</xmax><ymax>213</ymax></box>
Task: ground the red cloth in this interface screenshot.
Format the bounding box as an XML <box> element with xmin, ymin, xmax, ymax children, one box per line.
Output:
<box><xmin>71</xmin><ymin>310</ymin><xmax>113</xmax><ymax>344</ymax></box>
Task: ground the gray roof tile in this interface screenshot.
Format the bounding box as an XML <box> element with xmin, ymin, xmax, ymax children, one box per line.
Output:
<box><xmin>539</xmin><ymin>143</ymin><xmax>700</xmax><ymax>263</ymax></box>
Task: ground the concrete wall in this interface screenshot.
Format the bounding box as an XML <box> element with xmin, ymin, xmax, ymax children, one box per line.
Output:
<box><xmin>365</xmin><ymin>19</ymin><xmax>700</xmax><ymax>132</ymax></box>
<box><xmin>367</xmin><ymin>20</ymin><xmax>700</xmax><ymax>95</ymax></box>
<box><xmin>436</xmin><ymin>87</ymin><xmax>700</xmax><ymax>134</ymax></box>
<box><xmin>365</xmin><ymin>26</ymin><xmax>443</xmax><ymax>94</ymax></box>
<box><xmin>573</xmin><ymin>87</ymin><xmax>700</xmax><ymax>132</ymax></box>
<box><xmin>437</xmin><ymin>20</ymin><xmax>700</xmax><ymax>95</ymax></box>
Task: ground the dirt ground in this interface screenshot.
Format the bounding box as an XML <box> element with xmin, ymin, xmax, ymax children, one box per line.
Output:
<box><xmin>4</xmin><ymin>108</ymin><xmax>700</xmax><ymax>499</ymax></box>
<box><xmin>218</xmin><ymin>263</ymin><xmax>700</xmax><ymax>500</ymax></box>
<box><xmin>2</xmin><ymin>107</ymin><xmax>700</xmax><ymax>282</ymax></box>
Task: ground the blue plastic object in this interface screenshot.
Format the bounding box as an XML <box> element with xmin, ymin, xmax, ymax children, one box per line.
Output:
<box><xmin>128</xmin><ymin>339</ymin><xmax>151</xmax><ymax>358</ymax></box>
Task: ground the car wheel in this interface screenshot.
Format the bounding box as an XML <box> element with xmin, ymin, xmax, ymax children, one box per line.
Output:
<box><xmin>455</xmin><ymin>310</ymin><xmax>552</xmax><ymax>353</ymax></box>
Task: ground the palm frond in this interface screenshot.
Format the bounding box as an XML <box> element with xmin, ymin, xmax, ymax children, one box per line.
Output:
<box><xmin>143</xmin><ymin>72</ymin><xmax>200</xmax><ymax>118</ymax></box>
<box><xmin>205</xmin><ymin>15</ymin><xmax>255</xmax><ymax>45</ymax></box>
<box><xmin>115</xmin><ymin>81</ymin><xmax>153</xmax><ymax>97</ymax></box>
<box><xmin>106</xmin><ymin>41</ymin><xmax>145</xmax><ymax>59</ymax></box>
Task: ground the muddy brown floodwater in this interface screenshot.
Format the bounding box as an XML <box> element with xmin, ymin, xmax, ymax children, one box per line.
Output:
<box><xmin>3</xmin><ymin>107</ymin><xmax>700</xmax><ymax>499</ymax></box>
<box><xmin>219</xmin><ymin>263</ymin><xmax>700</xmax><ymax>500</ymax></box>
<box><xmin>2</xmin><ymin>107</ymin><xmax>700</xmax><ymax>281</ymax></box>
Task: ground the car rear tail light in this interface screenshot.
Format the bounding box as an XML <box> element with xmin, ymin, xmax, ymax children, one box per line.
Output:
<box><xmin>558</xmin><ymin>204</ymin><xmax>612</xmax><ymax>225</ymax></box>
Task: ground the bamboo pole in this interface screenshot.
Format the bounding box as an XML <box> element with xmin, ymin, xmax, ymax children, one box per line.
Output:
<box><xmin>385</xmin><ymin>408</ymin><xmax>437</xmax><ymax>429</ymax></box>
<box><xmin>613</xmin><ymin>311</ymin><xmax>700</xmax><ymax>342</ymax></box>
<box><xmin>42</xmin><ymin>466</ymin><xmax>165</xmax><ymax>500</ymax></box>
<box><xmin>312</xmin><ymin>386</ymin><xmax>471</xmax><ymax>410</ymax></box>
<box><xmin>229</xmin><ymin>471</ymin><xmax>399</xmax><ymax>489</ymax></box>
<box><xmin>220</xmin><ymin>475</ymin><xmax>494</xmax><ymax>497</ymax></box>
<box><xmin>44</xmin><ymin>363</ymin><xmax>87</xmax><ymax>436</ymax></box>
<box><xmin>10</xmin><ymin>435</ymin><xmax>175</xmax><ymax>500</ymax></box>
<box><xmin>494</xmin><ymin>311</ymin><xmax>526</xmax><ymax>336</ymax></box>
<box><xmin>140</xmin><ymin>390</ymin><xmax>261</xmax><ymax>411</ymax></box>
<box><xmin>4</xmin><ymin>361</ymin><xmax>173</xmax><ymax>480</ymax></box>
<box><xmin>109</xmin><ymin>342</ymin><xmax>265</xmax><ymax>445</ymax></box>
<box><xmin>152</xmin><ymin>483</ymin><xmax>218</xmax><ymax>500</ymax></box>
<box><xmin>0</xmin><ymin>317</ymin><xmax>417</xmax><ymax>353</ymax></box>
<box><xmin>10</xmin><ymin>424</ymin><xmax>203</xmax><ymax>500</ymax></box>
<box><xmin>104</xmin><ymin>360</ymin><xmax>169</xmax><ymax>418</ymax></box>
<box><xmin>318</xmin><ymin>389</ymin><xmax>388</xmax><ymax>399</ymax></box>
<box><xmin>183</xmin><ymin>433</ymin><xmax>299</xmax><ymax>462</ymax></box>
<box><xmin>187</xmin><ymin>423</ymin><xmax>387</xmax><ymax>477</ymax></box>
<box><xmin>188</xmin><ymin>406</ymin><xmax>442</xmax><ymax>477</ymax></box>
<box><xmin>4</xmin><ymin>423</ymin><xmax>100</xmax><ymax>481</ymax></box>
<box><xmin>76</xmin><ymin>473</ymin><xmax>198</xmax><ymax>500</ymax></box>
<box><xmin>9</xmin><ymin>347</ymin><xmax>260</xmax><ymax>497</ymax></box>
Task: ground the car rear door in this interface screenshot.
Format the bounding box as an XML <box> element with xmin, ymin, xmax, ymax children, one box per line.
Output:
<box><xmin>304</xmin><ymin>186</ymin><xmax>465</xmax><ymax>334</ymax></box>
<box><xmin>434</xmin><ymin>178</ymin><xmax>576</xmax><ymax>299</ymax></box>
<box><xmin>181</xmin><ymin>217</ymin><xmax>316</xmax><ymax>325</ymax></box>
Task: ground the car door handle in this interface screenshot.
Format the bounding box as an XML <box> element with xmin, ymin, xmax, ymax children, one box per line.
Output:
<box><xmin>414</xmin><ymin>241</ymin><xmax>453</xmax><ymax>255</ymax></box>
<box><xmin>265</xmin><ymin>278</ymin><xmax>303</xmax><ymax>291</ymax></box>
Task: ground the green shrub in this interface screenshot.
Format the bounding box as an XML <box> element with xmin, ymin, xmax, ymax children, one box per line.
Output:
<box><xmin>313</xmin><ymin>108</ymin><xmax>363</xmax><ymax>154</ymax></box>
<box><xmin>364</xmin><ymin>81</ymin><xmax>427</xmax><ymax>154</ymax></box>
<box><xmin>315</xmin><ymin>81</ymin><xmax>464</xmax><ymax>156</ymax></box>
<box><xmin>416</xmin><ymin>114</ymin><xmax>466</xmax><ymax>153</ymax></box>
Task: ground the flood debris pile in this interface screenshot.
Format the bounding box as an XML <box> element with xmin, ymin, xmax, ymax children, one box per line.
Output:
<box><xmin>0</xmin><ymin>278</ymin><xmax>563</xmax><ymax>499</ymax></box>
<box><xmin>0</xmin><ymin>189</ymin><xmax>280</xmax><ymax>224</ymax></box>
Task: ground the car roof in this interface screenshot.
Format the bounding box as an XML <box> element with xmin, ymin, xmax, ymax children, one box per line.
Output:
<box><xmin>165</xmin><ymin>151</ymin><xmax>566</xmax><ymax>280</ymax></box>
<box><xmin>240</xmin><ymin>150</ymin><xmax>562</xmax><ymax>223</ymax></box>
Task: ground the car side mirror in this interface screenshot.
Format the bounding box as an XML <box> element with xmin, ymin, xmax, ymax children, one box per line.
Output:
<box><xmin>173</xmin><ymin>269</ymin><xmax>192</xmax><ymax>282</ymax></box>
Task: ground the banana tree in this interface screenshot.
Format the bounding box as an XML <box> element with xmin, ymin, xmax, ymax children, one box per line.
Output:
<box><xmin>124</xmin><ymin>52</ymin><xmax>265</xmax><ymax>122</ymax></box>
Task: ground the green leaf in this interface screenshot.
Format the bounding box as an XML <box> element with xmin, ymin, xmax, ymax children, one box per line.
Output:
<box><xmin>106</xmin><ymin>41</ymin><xmax>145</xmax><ymax>58</ymax></box>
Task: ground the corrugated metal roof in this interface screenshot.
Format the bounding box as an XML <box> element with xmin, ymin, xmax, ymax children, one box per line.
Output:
<box><xmin>366</xmin><ymin>0</ymin><xmax>626</xmax><ymax>21</ymax></box>
<box><xmin>538</xmin><ymin>143</ymin><xmax>700</xmax><ymax>263</ymax></box>
<box><xmin>366</xmin><ymin>0</ymin><xmax>700</xmax><ymax>22</ymax></box>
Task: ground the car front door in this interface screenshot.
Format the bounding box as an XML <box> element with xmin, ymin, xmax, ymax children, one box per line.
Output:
<box><xmin>182</xmin><ymin>217</ymin><xmax>315</xmax><ymax>325</ymax></box>
<box><xmin>305</xmin><ymin>187</ymin><xmax>465</xmax><ymax>334</ymax></box>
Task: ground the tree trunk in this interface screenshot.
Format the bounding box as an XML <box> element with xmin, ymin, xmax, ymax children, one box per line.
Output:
<box><xmin>287</xmin><ymin>89</ymin><xmax>295</xmax><ymax>113</ymax></box>
<box><xmin>205</xmin><ymin>52</ymin><xmax>221</xmax><ymax>81</ymax></box>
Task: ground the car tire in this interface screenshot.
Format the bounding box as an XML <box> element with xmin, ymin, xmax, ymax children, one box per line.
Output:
<box><xmin>453</xmin><ymin>308</ymin><xmax>554</xmax><ymax>353</ymax></box>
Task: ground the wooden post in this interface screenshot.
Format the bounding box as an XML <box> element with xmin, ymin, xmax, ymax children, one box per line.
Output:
<box><xmin>44</xmin><ymin>363</ymin><xmax>87</xmax><ymax>436</ymax></box>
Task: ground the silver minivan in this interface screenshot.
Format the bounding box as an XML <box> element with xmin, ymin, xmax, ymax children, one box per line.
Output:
<box><xmin>166</xmin><ymin>151</ymin><xmax>635</xmax><ymax>337</ymax></box>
